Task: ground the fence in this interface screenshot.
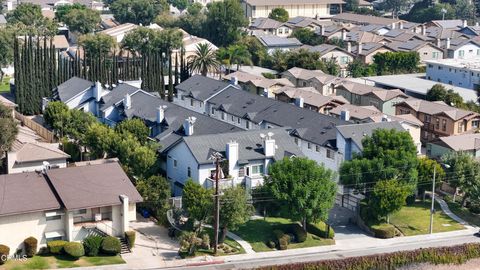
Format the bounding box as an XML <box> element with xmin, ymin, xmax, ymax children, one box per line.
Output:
<box><xmin>14</xmin><ymin>111</ymin><xmax>56</xmax><ymax>143</ymax></box>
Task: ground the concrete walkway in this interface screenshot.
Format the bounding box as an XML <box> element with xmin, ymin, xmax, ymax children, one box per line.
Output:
<box><xmin>226</xmin><ymin>231</ymin><xmax>255</xmax><ymax>254</ymax></box>
<box><xmin>435</xmin><ymin>197</ymin><xmax>471</xmax><ymax>226</ymax></box>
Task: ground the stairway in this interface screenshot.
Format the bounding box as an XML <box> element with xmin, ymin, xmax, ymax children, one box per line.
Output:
<box><xmin>118</xmin><ymin>237</ymin><xmax>131</xmax><ymax>254</ymax></box>
<box><xmin>83</xmin><ymin>226</ymin><xmax>108</xmax><ymax>238</ymax></box>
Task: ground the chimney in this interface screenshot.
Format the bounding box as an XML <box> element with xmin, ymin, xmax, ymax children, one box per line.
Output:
<box><xmin>382</xmin><ymin>115</ymin><xmax>391</xmax><ymax>122</ymax></box>
<box><xmin>421</xmin><ymin>25</ymin><xmax>426</xmax><ymax>36</ymax></box>
<box><xmin>295</xmin><ymin>97</ymin><xmax>304</xmax><ymax>108</ymax></box>
<box><xmin>347</xmin><ymin>42</ymin><xmax>352</xmax><ymax>53</ymax></box>
<box><xmin>183</xmin><ymin>116</ymin><xmax>196</xmax><ymax>136</ymax></box>
<box><xmin>341</xmin><ymin>29</ymin><xmax>347</xmax><ymax>41</ymax></box>
<box><xmin>7</xmin><ymin>1</ymin><xmax>13</xmax><ymax>11</ymax></box>
<box><xmin>94</xmin><ymin>81</ymin><xmax>102</xmax><ymax>102</ymax></box>
<box><xmin>436</xmin><ymin>38</ymin><xmax>441</xmax><ymax>47</ymax></box>
<box><xmin>391</xmin><ymin>22</ymin><xmax>396</xmax><ymax>30</ymax></box>
<box><xmin>399</xmin><ymin>22</ymin><xmax>404</xmax><ymax>30</ymax></box>
<box><xmin>320</xmin><ymin>25</ymin><xmax>325</xmax><ymax>36</ymax></box>
<box><xmin>261</xmin><ymin>132</ymin><xmax>276</xmax><ymax>157</ymax></box>
<box><xmin>157</xmin><ymin>105</ymin><xmax>166</xmax><ymax>124</ymax></box>
<box><xmin>476</xmin><ymin>22</ymin><xmax>479</xmax><ymax>27</ymax></box>
<box><xmin>226</xmin><ymin>141</ymin><xmax>239</xmax><ymax>175</ymax></box>
<box><xmin>446</xmin><ymin>38</ymin><xmax>451</xmax><ymax>49</ymax></box>
<box><xmin>263</xmin><ymin>88</ymin><xmax>269</xmax><ymax>97</ymax></box>
<box><xmin>230</xmin><ymin>76</ymin><xmax>238</xmax><ymax>86</ymax></box>
<box><xmin>340</xmin><ymin>109</ymin><xmax>350</xmax><ymax>121</ymax></box>
<box><xmin>463</xmin><ymin>20</ymin><xmax>468</xmax><ymax>28</ymax></box>
<box><xmin>357</xmin><ymin>43</ymin><xmax>363</xmax><ymax>55</ymax></box>
<box><xmin>123</xmin><ymin>93</ymin><xmax>131</xmax><ymax>109</ymax></box>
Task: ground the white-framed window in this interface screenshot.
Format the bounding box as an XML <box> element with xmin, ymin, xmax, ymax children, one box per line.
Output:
<box><xmin>316</xmin><ymin>145</ymin><xmax>320</xmax><ymax>152</ymax></box>
<box><xmin>211</xmin><ymin>108</ymin><xmax>216</xmax><ymax>115</ymax></box>
<box><xmin>307</xmin><ymin>142</ymin><xmax>311</xmax><ymax>149</ymax></box>
<box><xmin>326</xmin><ymin>149</ymin><xmax>334</xmax><ymax>159</ymax></box>
<box><xmin>221</xmin><ymin>112</ymin><xmax>226</xmax><ymax>120</ymax></box>
<box><xmin>472</xmin><ymin>120</ymin><xmax>479</xmax><ymax>128</ymax></box>
<box><xmin>237</xmin><ymin>118</ymin><xmax>241</xmax><ymax>124</ymax></box>
<box><xmin>246</xmin><ymin>121</ymin><xmax>250</xmax><ymax>129</ymax></box>
<box><xmin>250</xmin><ymin>164</ymin><xmax>264</xmax><ymax>176</ymax></box>
<box><xmin>190</xmin><ymin>99</ymin><xmax>194</xmax><ymax>107</ymax></box>
<box><xmin>72</xmin><ymin>209</ymin><xmax>86</xmax><ymax>215</ymax></box>
<box><xmin>340</xmin><ymin>56</ymin><xmax>349</xmax><ymax>64</ymax></box>
<box><xmin>187</xmin><ymin>167</ymin><xmax>191</xmax><ymax>178</ymax></box>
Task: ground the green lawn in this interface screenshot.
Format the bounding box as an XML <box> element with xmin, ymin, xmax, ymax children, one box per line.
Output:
<box><xmin>0</xmin><ymin>76</ymin><xmax>10</xmax><ymax>93</ymax></box>
<box><xmin>389</xmin><ymin>201</ymin><xmax>465</xmax><ymax>236</ymax></box>
<box><xmin>233</xmin><ymin>217</ymin><xmax>334</xmax><ymax>252</ymax></box>
<box><xmin>447</xmin><ymin>201</ymin><xmax>480</xmax><ymax>227</ymax></box>
<box><xmin>3</xmin><ymin>254</ymin><xmax>125</xmax><ymax>269</ymax></box>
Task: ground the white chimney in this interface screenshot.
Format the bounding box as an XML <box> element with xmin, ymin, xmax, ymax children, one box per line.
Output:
<box><xmin>421</xmin><ymin>25</ymin><xmax>426</xmax><ymax>36</ymax></box>
<box><xmin>183</xmin><ymin>116</ymin><xmax>196</xmax><ymax>136</ymax></box>
<box><xmin>295</xmin><ymin>97</ymin><xmax>304</xmax><ymax>108</ymax></box>
<box><xmin>341</xmin><ymin>29</ymin><xmax>347</xmax><ymax>41</ymax></box>
<box><xmin>261</xmin><ymin>132</ymin><xmax>276</xmax><ymax>157</ymax></box>
<box><xmin>94</xmin><ymin>81</ymin><xmax>102</xmax><ymax>102</ymax></box>
<box><xmin>399</xmin><ymin>22</ymin><xmax>404</xmax><ymax>30</ymax></box>
<box><xmin>226</xmin><ymin>141</ymin><xmax>239</xmax><ymax>175</ymax></box>
<box><xmin>157</xmin><ymin>105</ymin><xmax>166</xmax><ymax>124</ymax></box>
<box><xmin>382</xmin><ymin>115</ymin><xmax>391</xmax><ymax>122</ymax></box>
<box><xmin>463</xmin><ymin>20</ymin><xmax>468</xmax><ymax>28</ymax></box>
<box><xmin>347</xmin><ymin>42</ymin><xmax>352</xmax><ymax>53</ymax></box>
<box><xmin>391</xmin><ymin>22</ymin><xmax>396</xmax><ymax>30</ymax></box>
<box><xmin>7</xmin><ymin>1</ymin><xmax>13</xmax><ymax>11</ymax></box>
<box><xmin>340</xmin><ymin>109</ymin><xmax>350</xmax><ymax>121</ymax></box>
<box><xmin>476</xmin><ymin>22</ymin><xmax>479</xmax><ymax>27</ymax></box>
<box><xmin>320</xmin><ymin>25</ymin><xmax>325</xmax><ymax>36</ymax></box>
<box><xmin>230</xmin><ymin>76</ymin><xmax>238</xmax><ymax>86</ymax></box>
<box><xmin>357</xmin><ymin>43</ymin><xmax>363</xmax><ymax>55</ymax></box>
<box><xmin>446</xmin><ymin>38</ymin><xmax>451</xmax><ymax>49</ymax></box>
<box><xmin>436</xmin><ymin>38</ymin><xmax>441</xmax><ymax>47</ymax></box>
<box><xmin>123</xmin><ymin>93</ymin><xmax>131</xmax><ymax>109</ymax></box>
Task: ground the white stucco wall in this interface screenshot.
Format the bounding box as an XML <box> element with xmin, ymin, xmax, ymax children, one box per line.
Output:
<box><xmin>426</xmin><ymin>61</ymin><xmax>480</xmax><ymax>90</ymax></box>
<box><xmin>7</xmin><ymin>156</ymin><xmax>67</xmax><ymax>174</ymax></box>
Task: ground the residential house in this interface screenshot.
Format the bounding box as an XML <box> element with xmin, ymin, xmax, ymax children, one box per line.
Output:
<box><xmin>273</xmin><ymin>86</ymin><xmax>348</xmax><ymax>114</ymax></box>
<box><xmin>331</xmin><ymin>13</ymin><xmax>406</xmax><ymax>29</ymax></box>
<box><xmin>282</xmin><ymin>67</ymin><xmax>340</xmax><ymax>95</ymax></box>
<box><xmin>177</xmin><ymin>29</ymin><xmax>218</xmax><ymax>62</ymax></box>
<box><xmin>0</xmin><ymin>161</ymin><xmax>141</xmax><ymax>254</ymax></box>
<box><xmin>388</xmin><ymin>40</ymin><xmax>443</xmax><ymax>63</ymax></box>
<box><xmin>440</xmin><ymin>38</ymin><xmax>480</xmax><ymax>59</ymax></box>
<box><xmin>426</xmin><ymin>58</ymin><xmax>480</xmax><ymax>90</ymax></box>
<box><xmin>427</xmin><ymin>133</ymin><xmax>480</xmax><ymax>159</ymax></box>
<box><xmin>381</xmin><ymin>29</ymin><xmax>429</xmax><ymax>43</ymax></box>
<box><xmin>166</xmin><ymin>128</ymin><xmax>303</xmax><ymax>195</ymax></box>
<box><xmin>319</xmin><ymin>25</ymin><xmax>352</xmax><ymax>40</ymax></box>
<box><xmin>241</xmin><ymin>0</ymin><xmax>344</xmax><ymax>19</ymax></box>
<box><xmin>223</xmin><ymin>71</ymin><xmax>294</xmax><ymax>98</ymax></box>
<box><xmin>49</xmin><ymin>77</ymin><xmax>103</xmax><ymax>115</ymax></box>
<box><xmin>301</xmin><ymin>44</ymin><xmax>354</xmax><ymax>71</ymax></box>
<box><xmin>351</xmin><ymin>42</ymin><xmax>394</xmax><ymax>64</ymax></box>
<box><xmin>249</xmin><ymin>17</ymin><xmax>292</xmax><ymax>38</ymax></box>
<box><xmin>0</xmin><ymin>95</ymin><xmax>16</xmax><ymax>117</ymax></box>
<box><xmin>335</xmin><ymin>81</ymin><xmax>408</xmax><ymax>115</ymax></box>
<box><xmin>336</xmin><ymin>121</ymin><xmax>406</xmax><ymax>160</ymax></box>
<box><xmin>99</xmin><ymin>23</ymin><xmax>138</xmax><ymax>43</ymax></box>
<box><xmin>395</xmin><ymin>99</ymin><xmax>480</xmax><ymax>143</ymax></box>
<box><xmin>255</xmin><ymin>35</ymin><xmax>303</xmax><ymax>54</ymax></box>
<box><xmin>284</xmin><ymin>16</ymin><xmax>328</xmax><ymax>32</ymax></box>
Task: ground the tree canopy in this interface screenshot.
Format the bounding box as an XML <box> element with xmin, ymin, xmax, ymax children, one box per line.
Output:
<box><xmin>79</xmin><ymin>34</ymin><xmax>116</xmax><ymax>57</ymax></box>
<box><xmin>182</xmin><ymin>180</ymin><xmax>213</xmax><ymax>231</ymax></box>
<box><xmin>268</xmin><ymin>8</ymin><xmax>289</xmax><ymax>23</ymax></box>
<box><xmin>442</xmin><ymin>151</ymin><xmax>480</xmax><ymax>206</ymax></box>
<box><xmin>136</xmin><ymin>175</ymin><xmax>171</xmax><ymax>224</ymax></box>
<box><xmin>368</xmin><ymin>179</ymin><xmax>412</xmax><ymax>222</ymax></box>
<box><xmin>219</xmin><ymin>186</ymin><xmax>254</xmax><ymax>242</ymax></box>
<box><xmin>189</xmin><ymin>43</ymin><xmax>220</xmax><ymax>76</ymax></box>
<box><xmin>0</xmin><ymin>103</ymin><xmax>18</xmax><ymax>153</ymax></box>
<box><xmin>110</xmin><ymin>0</ymin><xmax>163</xmax><ymax>26</ymax></box>
<box><xmin>203</xmin><ymin>0</ymin><xmax>248</xmax><ymax>47</ymax></box>
<box><xmin>62</xmin><ymin>8</ymin><xmax>101</xmax><ymax>34</ymax></box>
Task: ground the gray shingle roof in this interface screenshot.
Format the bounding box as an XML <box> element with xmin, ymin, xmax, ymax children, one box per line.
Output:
<box><xmin>257</xmin><ymin>35</ymin><xmax>302</xmax><ymax>47</ymax></box>
<box><xmin>208</xmin><ymin>87</ymin><xmax>349</xmax><ymax>147</ymax></box>
<box><xmin>336</xmin><ymin>121</ymin><xmax>405</xmax><ymax>150</ymax></box>
<box><xmin>100</xmin><ymin>83</ymin><xmax>139</xmax><ymax>111</ymax></box>
<box><xmin>176</xmin><ymin>75</ymin><xmax>231</xmax><ymax>101</ymax></box>
<box><xmin>54</xmin><ymin>77</ymin><xmax>93</xmax><ymax>102</ymax></box>
<box><xmin>183</xmin><ymin>128</ymin><xmax>303</xmax><ymax>164</ymax></box>
<box><xmin>251</xmin><ymin>17</ymin><xmax>283</xmax><ymax>30</ymax></box>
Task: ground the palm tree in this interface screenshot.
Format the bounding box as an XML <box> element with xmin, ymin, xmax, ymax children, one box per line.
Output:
<box><xmin>228</xmin><ymin>44</ymin><xmax>253</xmax><ymax>71</ymax></box>
<box><xmin>188</xmin><ymin>43</ymin><xmax>220</xmax><ymax>76</ymax></box>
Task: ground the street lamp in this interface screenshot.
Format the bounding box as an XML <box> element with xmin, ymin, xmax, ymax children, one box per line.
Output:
<box><xmin>430</xmin><ymin>163</ymin><xmax>450</xmax><ymax>234</ymax></box>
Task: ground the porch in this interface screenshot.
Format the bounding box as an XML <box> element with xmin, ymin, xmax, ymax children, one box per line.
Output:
<box><xmin>204</xmin><ymin>175</ymin><xmax>265</xmax><ymax>190</ymax></box>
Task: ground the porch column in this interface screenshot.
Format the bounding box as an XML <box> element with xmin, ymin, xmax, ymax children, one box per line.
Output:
<box><xmin>119</xmin><ymin>195</ymin><xmax>129</xmax><ymax>235</ymax></box>
<box><xmin>65</xmin><ymin>211</ymin><xmax>74</xmax><ymax>241</ymax></box>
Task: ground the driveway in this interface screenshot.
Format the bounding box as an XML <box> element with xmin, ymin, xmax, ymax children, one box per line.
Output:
<box><xmin>328</xmin><ymin>205</ymin><xmax>371</xmax><ymax>240</ymax></box>
<box><xmin>122</xmin><ymin>215</ymin><xmax>182</xmax><ymax>269</ymax></box>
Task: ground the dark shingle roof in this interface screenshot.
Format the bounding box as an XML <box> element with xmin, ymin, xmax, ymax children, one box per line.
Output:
<box><xmin>208</xmin><ymin>87</ymin><xmax>349</xmax><ymax>147</ymax></box>
<box><xmin>176</xmin><ymin>75</ymin><xmax>231</xmax><ymax>101</ymax></box>
<box><xmin>55</xmin><ymin>77</ymin><xmax>93</xmax><ymax>102</ymax></box>
<box><xmin>336</xmin><ymin>121</ymin><xmax>405</xmax><ymax>150</ymax></box>
<box><xmin>100</xmin><ymin>83</ymin><xmax>139</xmax><ymax>111</ymax></box>
<box><xmin>0</xmin><ymin>172</ymin><xmax>61</xmax><ymax>217</ymax></box>
<box><xmin>47</xmin><ymin>162</ymin><xmax>142</xmax><ymax>210</ymax></box>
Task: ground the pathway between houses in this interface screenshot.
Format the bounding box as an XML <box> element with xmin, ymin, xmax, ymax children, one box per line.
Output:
<box><xmin>226</xmin><ymin>231</ymin><xmax>255</xmax><ymax>254</ymax></box>
<box><xmin>435</xmin><ymin>197</ymin><xmax>472</xmax><ymax>227</ymax></box>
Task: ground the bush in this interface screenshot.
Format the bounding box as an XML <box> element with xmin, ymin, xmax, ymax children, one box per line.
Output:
<box><xmin>273</xmin><ymin>229</ymin><xmax>290</xmax><ymax>250</ymax></box>
<box><xmin>64</xmin><ymin>242</ymin><xmax>85</xmax><ymax>259</ymax></box>
<box><xmin>101</xmin><ymin>236</ymin><xmax>121</xmax><ymax>255</ymax></box>
<box><xmin>24</xmin><ymin>237</ymin><xmax>37</xmax><ymax>257</ymax></box>
<box><xmin>469</xmin><ymin>203</ymin><xmax>480</xmax><ymax>214</ymax></box>
<box><xmin>83</xmin><ymin>236</ymin><xmax>103</xmax><ymax>256</ymax></box>
<box><xmin>200</xmin><ymin>233</ymin><xmax>210</xmax><ymax>250</ymax></box>
<box><xmin>0</xmin><ymin>245</ymin><xmax>10</xmax><ymax>265</ymax></box>
<box><xmin>291</xmin><ymin>224</ymin><xmax>307</xmax><ymax>243</ymax></box>
<box><xmin>125</xmin><ymin>231</ymin><xmax>136</xmax><ymax>249</ymax></box>
<box><xmin>267</xmin><ymin>240</ymin><xmax>276</xmax><ymax>249</ymax></box>
<box><xmin>47</xmin><ymin>240</ymin><xmax>68</xmax><ymax>254</ymax></box>
<box><xmin>307</xmin><ymin>222</ymin><xmax>335</xmax><ymax>239</ymax></box>
<box><xmin>405</xmin><ymin>194</ymin><xmax>416</xmax><ymax>206</ymax></box>
<box><xmin>371</xmin><ymin>223</ymin><xmax>396</xmax><ymax>239</ymax></box>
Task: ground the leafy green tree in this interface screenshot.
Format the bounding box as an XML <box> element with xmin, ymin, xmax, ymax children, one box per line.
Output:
<box><xmin>0</xmin><ymin>103</ymin><xmax>18</xmax><ymax>153</ymax></box>
<box><xmin>189</xmin><ymin>43</ymin><xmax>220</xmax><ymax>76</ymax></box>
<box><xmin>455</xmin><ymin>0</ymin><xmax>476</xmax><ymax>22</ymax></box>
<box><xmin>227</xmin><ymin>44</ymin><xmax>253</xmax><ymax>71</ymax></box>
<box><xmin>268</xmin><ymin>7</ymin><xmax>289</xmax><ymax>22</ymax></box>
<box><xmin>62</xmin><ymin>8</ymin><xmax>101</xmax><ymax>34</ymax></box>
<box><xmin>373</xmin><ymin>51</ymin><xmax>419</xmax><ymax>75</ymax></box>
<box><xmin>236</xmin><ymin>36</ymin><xmax>268</xmax><ymax>66</ymax></box>
<box><xmin>266</xmin><ymin>157</ymin><xmax>337</xmax><ymax>231</ymax></box>
<box><xmin>79</xmin><ymin>33</ymin><xmax>116</xmax><ymax>57</ymax></box>
<box><xmin>204</xmin><ymin>0</ymin><xmax>248</xmax><ymax>47</ymax></box>
<box><xmin>136</xmin><ymin>175</ymin><xmax>171</xmax><ymax>223</ymax></box>
<box><xmin>0</xmin><ymin>28</ymin><xmax>14</xmax><ymax>82</ymax></box>
<box><xmin>291</xmin><ymin>28</ymin><xmax>324</xmax><ymax>46</ymax></box>
<box><xmin>285</xmin><ymin>49</ymin><xmax>325</xmax><ymax>71</ymax></box>
<box><xmin>84</xmin><ymin>122</ymin><xmax>116</xmax><ymax>159</ymax></box>
<box><xmin>66</xmin><ymin>109</ymin><xmax>97</xmax><ymax>143</ymax></box>
<box><xmin>6</xmin><ymin>3</ymin><xmax>44</xmax><ymax>26</ymax></box>
<box><xmin>44</xmin><ymin>101</ymin><xmax>71</xmax><ymax>137</ymax></box>
<box><xmin>382</xmin><ymin>0</ymin><xmax>413</xmax><ymax>18</ymax></box>
<box><xmin>154</xmin><ymin>28</ymin><xmax>183</xmax><ymax>53</ymax></box>
<box><xmin>369</xmin><ymin>179</ymin><xmax>412</xmax><ymax>222</ymax></box>
<box><xmin>177</xmin><ymin>9</ymin><xmax>206</xmax><ymax>37</ymax></box>
<box><xmin>405</xmin><ymin>2</ymin><xmax>455</xmax><ymax>23</ymax></box>
<box><xmin>111</xmin><ymin>0</ymin><xmax>162</xmax><ymax>25</ymax></box>
<box><xmin>445</xmin><ymin>89</ymin><xmax>464</xmax><ymax>107</ymax></box>
<box><xmin>182</xmin><ymin>180</ymin><xmax>213</xmax><ymax>232</ymax></box>
<box><xmin>324</xmin><ymin>57</ymin><xmax>340</xmax><ymax>76</ymax></box>
<box><xmin>55</xmin><ymin>3</ymin><xmax>86</xmax><ymax>22</ymax></box>
<box><xmin>115</xmin><ymin>118</ymin><xmax>150</xmax><ymax>144</ymax></box>
<box><xmin>426</xmin><ymin>84</ymin><xmax>447</xmax><ymax>101</ymax></box>
<box><xmin>187</xmin><ymin>2</ymin><xmax>203</xmax><ymax>15</ymax></box>
<box><xmin>122</xmin><ymin>27</ymin><xmax>157</xmax><ymax>54</ymax></box>
<box><xmin>219</xmin><ymin>186</ymin><xmax>254</xmax><ymax>243</ymax></box>
<box><xmin>168</xmin><ymin>0</ymin><xmax>189</xmax><ymax>10</ymax></box>
<box><xmin>417</xmin><ymin>157</ymin><xmax>446</xmax><ymax>200</ymax></box>
<box><xmin>442</xmin><ymin>151</ymin><xmax>480</xmax><ymax>206</ymax></box>
<box><xmin>112</xmin><ymin>134</ymin><xmax>157</xmax><ymax>177</ymax></box>
<box><xmin>268</xmin><ymin>49</ymin><xmax>288</xmax><ymax>72</ymax></box>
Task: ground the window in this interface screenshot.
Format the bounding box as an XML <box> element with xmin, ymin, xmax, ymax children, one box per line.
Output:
<box><xmin>307</xmin><ymin>142</ymin><xmax>311</xmax><ymax>149</ymax></box>
<box><xmin>187</xmin><ymin>167</ymin><xmax>191</xmax><ymax>178</ymax></box>
<box><xmin>46</xmin><ymin>215</ymin><xmax>62</xmax><ymax>221</ymax></box>
<box><xmin>211</xmin><ymin>108</ymin><xmax>216</xmax><ymax>115</ymax></box>
<box><xmin>181</xmin><ymin>95</ymin><xmax>185</xmax><ymax>100</ymax></box>
<box><xmin>200</xmin><ymin>102</ymin><xmax>203</xmax><ymax>107</ymax></box>
<box><xmin>294</xmin><ymin>137</ymin><xmax>299</xmax><ymax>145</ymax></box>
<box><xmin>458</xmin><ymin>123</ymin><xmax>464</xmax><ymax>133</ymax></box>
<box><xmin>340</xmin><ymin>56</ymin><xmax>349</xmax><ymax>64</ymax></box>
<box><xmin>221</xmin><ymin>112</ymin><xmax>226</xmax><ymax>120</ymax></box>
<box><xmin>302</xmin><ymin>81</ymin><xmax>307</xmax><ymax>87</ymax></box>
<box><xmin>278</xmin><ymin>29</ymin><xmax>283</xmax><ymax>34</ymax></box>
<box><xmin>326</xmin><ymin>149</ymin><xmax>334</xmax><ymax>159</ymax></box>
<box><xmin>473</xmin><ymin>120</ymin><xmax>479</xmax><ymax>128</ymax></box>
<box><xmin>246</xmin><ymin>121</ymin><xmax>250</xmax><ymax>129</ymax></box>
<box><xmin>432</xmin><ymin>52</ymin><xmax>439</xmax><ymax>59</ymax></box>
<box><xmin>173</xmin><ymin>159</ymin><xmax>177</xmax><ymax>168</ymax></box>
<box><xmin>442</xmin><ymin>119</ymin><xmax>447</xmax><ymax>131</ymax></box>
<box><xmin>73</xmin><ymin>209</ymin><xmax>86</xmax><ymax>215</ymax></box>
<box><xmin>424</xmin><ymin>114</ymin><xmax>431</xmax><ymax>123</ymax></box>
<box><xmin>190</xmin><ymin>99</ymin><xmax>194</xmax><ymax>107</ymax></box>
<box><xmin>231</xmin><ymin>115</ymin><xmax>235</xmax><ymax>122</ymax></box>
<box><xmin>238</xmin><ymin>118</ymin><xmax>241</xmax><ymax>124</ymax></box>
<box><xmin>250</xmin><ymin>164</ymin><xmax>264</xmax><ymax>175</ymax></box>
<box><xmin>477</xmin><ymin>49</ymin><xmax>480</xmax><ymax>55</ymax></box>
<box><xmin>315</xmin><ymin>145</ymin><xmax>320</xmax><ymax>152</ymax></box>
<box><xmin>435</xmin><ymin>118</ymin><xmax>440</xmax><ymax>129</ymax></box>
<box><xmin>459</xmin><ymin>50</ymin><xmax>465</xmax><ymax>58</ymax></box>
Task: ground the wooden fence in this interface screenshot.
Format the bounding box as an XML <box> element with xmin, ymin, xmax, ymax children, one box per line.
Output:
<box><xmin>14</xmin><ymin>111</ymin><xmax>56</xmax><ymax>143</ymax></box>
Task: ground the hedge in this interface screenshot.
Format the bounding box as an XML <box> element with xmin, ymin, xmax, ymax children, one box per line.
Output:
<box><xmin>47</xmin><ymin>240</ymin><xmax>68</xmax><ymax>254</ymax></box>
<box><xmin>370</xmin><ymin>223</ymin><xmax>396</xmax><ymax>239</ymax></box>
<box><xmin>307</xmin><ymin>222</ymin><xmax>334</xmax><ymax>239</ymax></box>
<box><xmin>125</xmin><ymin>231</ymin><xmax>136</xmax><ymax>249</ymax></box>
<box><xmin>83</xmin><ymin>236</ymin><xmax>103</xmax><ymax>256</ymax></box>
<box><xmin>273</xmin><ymin>230</ymin><xmax>290</xmax><ymax>250</ymax></box>
<box><xmin>101</xmin><ymin>236</ymin><xmax>121</xmax><ymax>255</ymax></box>
<box><xmin>24</xmin><ymin>236</ymin><xmax>37</xmax><ymax>257</ymax></box>
<box><xmin>64</xmin><ymin>242</ymin><xmax>85</xmax><ymax>259</ymax></box>
<box><xmin>251</xmin><ymin>243</ymin><xmax>480</xmax><ymax>270</ymax></box>
<box><xmin>0</xmin><ymin>245</ymin><xmax>10</xmax><ymax>265</ymax></box>
<box><xmin>291</xmin><ymin>224</ymin><xmax>307</xmax><ymax>243</ymax></box>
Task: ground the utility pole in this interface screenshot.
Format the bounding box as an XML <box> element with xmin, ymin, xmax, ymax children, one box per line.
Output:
<box><xmin>211</xmin><ymin>152</ymin><xmax>222</xmax><ymax>255</ymax></box>
<box><xmin>429</xmin><ymin>165</ymin><xmax>436</xmax><ymax>234</ymax></box>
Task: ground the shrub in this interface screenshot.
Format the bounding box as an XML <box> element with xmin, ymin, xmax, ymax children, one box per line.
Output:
<box><xmin>405</xmin><ymin>194</ymin><xmax>416</xmax><ymax>206</ymax></box>
<box><xmin>371</xmin><ymin>223</ymin><xmax>396</xmax><ymax>239</ymax></box>
<box><xmin>24</xmin><ymin>237</ymin><xmax>38</xmax><ymax>257</ymax></box>
<box><xmin>47</xmin><ymin>240</ymin><xmax>68</xmax><ymax>254</ymax></box>
<box><xmin>0</xmin><ymin>245</ymin><xmax>10</xmax><ymax>265</ymax></box>
<box><xmin>101</xmin><ymin>236</ymin><xmax>121</xmax><ymax>255</ymax></box>
<box><xmin>83</xmin><ymin>236</ymin><xmax>103</xmax><ymax>256</ymax></box>
<box><xmin>273</xmin><ymin>229</ymin><xmax>290</xmax><ymax>250</ymax></box>
<box><xmin>307</xmin><ymin>222</ymin><xmax>335</xmax><ymax>239</ymax></box>
<box><xmin>267</xmin><ymin>240</ymin><xmax>276</xmax><ymax>249</ymax></box>
<box><xmin>469</xmin><ymin>203</ymin><xmax>480</xmax><ymax>214</ymax></box>
<box><xmin>64</xmin><ymin>242</ymin><xmax>85</xmax><ymax>259</ymax></box>
<box><xmin>200</xmin><ymin>233</ymin><xmax>210</xmax><ymax>250</ymax></box>
<box><xmin>291</xmin><ymin>224</ymin><xmax>307</xmax><ymax>243</ymax></box>
<box><xmin>125</xmin><ymin>231</ymin><xmax>136</xmax><ymax>249</ymax></box>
